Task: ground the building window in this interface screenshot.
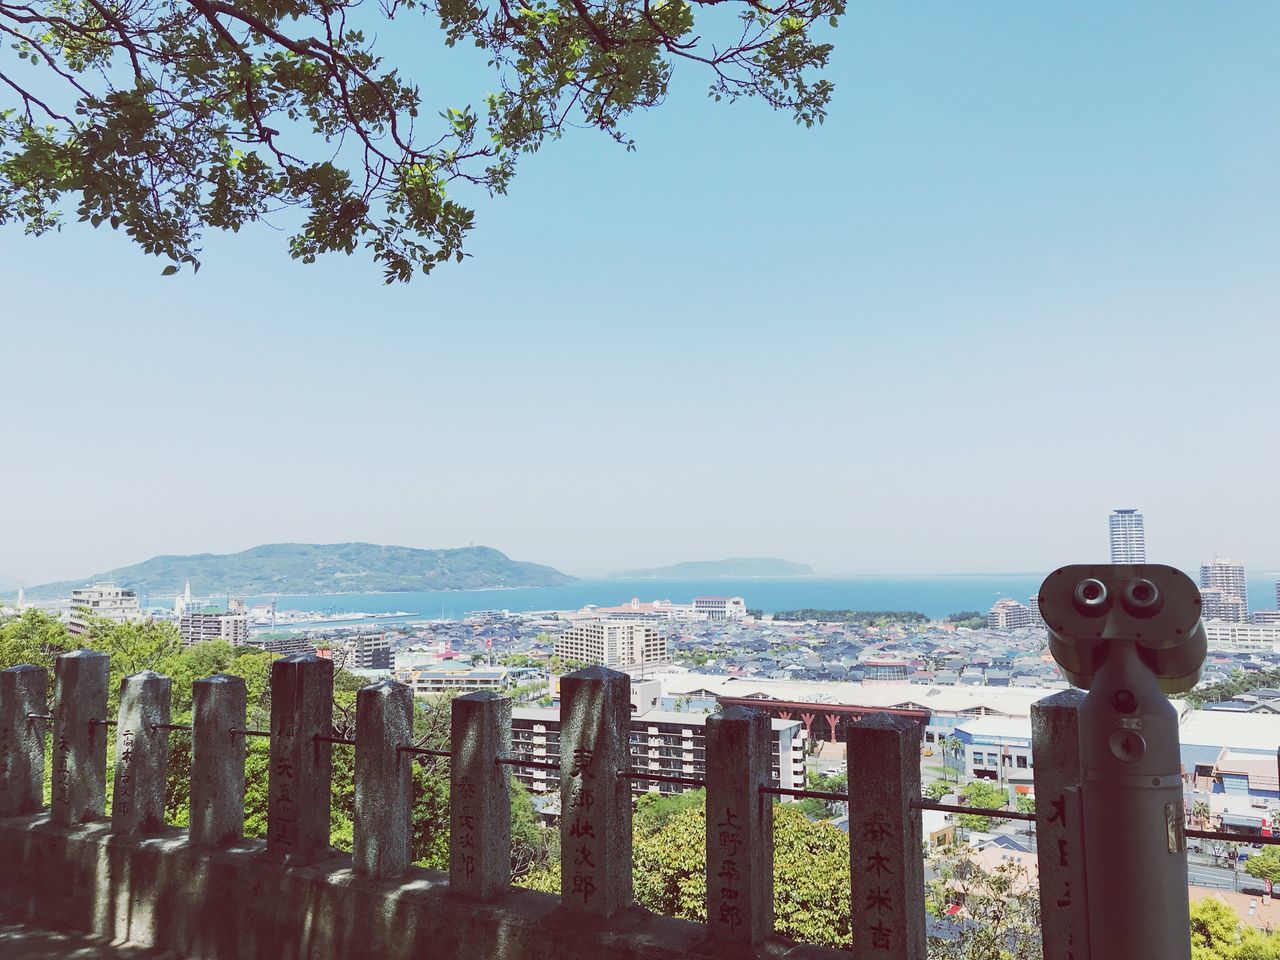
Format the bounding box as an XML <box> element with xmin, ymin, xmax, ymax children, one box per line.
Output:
<box><xmin>1016</xmin><ymin>756</ymin><xmax>1028</xmax><ymax>769</ymax></box>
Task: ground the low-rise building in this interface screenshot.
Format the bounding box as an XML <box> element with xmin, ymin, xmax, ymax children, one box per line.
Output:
<box><xmin>1203</xmin><ymin>620</ymin><xmax>1280</xmax><ymax>653</ymax></box>
<box><xmin>245</xmin><ymin>634</ymin><xmax>315</xmax><ymax>657</ymax></box>
<box><xmin>693</xmin><ymin>596</ymin><xmax>747</xmax><ymax>620</ymax></box>
<box><xmin>403</xmin><ymin>666</ymin><xmax>512</xmax><ymax>696</ymax></box>
<box><xmin>951</xmin><ymin>717</ymin><xmax>1034</xmax><ymax>784</ymax></box>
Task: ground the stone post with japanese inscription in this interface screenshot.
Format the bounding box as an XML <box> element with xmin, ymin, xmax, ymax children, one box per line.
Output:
<box><xmin>354</xmin><ymin>679</ymin><xmax>414</xmax><ymax>879</ymax></box>
<box><xmin>705</xmin><ymin>705</ymin><xmax>773</xmax><ymax>947</ymax></box>
<box><xmin>450</xmin><ymin>690</ymin><xmax>511</xmax><ymax>898</ymax></box>
<box><xmin>111</xmin><ymin>671</ymin><xmax>172</xmax><ymax>836</ymax></box>
<box><xmin>190</xmin><ymin>673</ymin><xmax>247</xmax><ymax>848</ymax></box>
<box><xmin>1032</xmin><ymin>689</ymin><xmax>1088</xmax><ymax>960</ymax></box>
<box><xmin>559</xmin><ymin>665</ymin><xmax>632</xmax><ymax>919</ymax></box>
<box><xmin>847</xmin><ymin>712</ymin><xmax>925</xmax><ymax>960</ymax></box>
<box><xmin>50</xmin><ymin>650</ymin><xmax>109</xmax><ymax>826</ymax></box>
<box><xmin>0</xmin><ymin>665</ymin><xmax>48</xmax><ymax>817</ymax></box>
<box><xmin>268</xmin><ymin>652</ymin><xmax>333</xmax><ymax>864</ymax></box>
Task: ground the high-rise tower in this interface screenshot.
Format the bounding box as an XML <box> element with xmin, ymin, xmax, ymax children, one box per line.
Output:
<box><xmin>1109</xmin><ymin>509</ymin><xmax>1146</xmax><ymax>563</ymax></box>
<box><xmin>1199</xmin><ymin>559</ymin><xmax>1249</xmax><ymax>622</ymax></box>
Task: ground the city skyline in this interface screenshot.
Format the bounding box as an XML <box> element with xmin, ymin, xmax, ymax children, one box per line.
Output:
<box><xmin>2</xmin><ymin>3</ymin><xmax>1277</xmax><ymax>583</ymax></box>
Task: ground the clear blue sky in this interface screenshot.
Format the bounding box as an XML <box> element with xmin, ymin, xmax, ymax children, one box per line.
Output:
<box><xmin>1</xmin><ymin>2</ymin><xmax>1277</xmax><ymax>585</ymax></box>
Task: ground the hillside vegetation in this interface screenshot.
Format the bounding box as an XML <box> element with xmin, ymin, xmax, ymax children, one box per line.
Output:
<box><xmin>23</xmin><ymin>543</ymin><xmax>575</xmax><ymax>597</ymax></box>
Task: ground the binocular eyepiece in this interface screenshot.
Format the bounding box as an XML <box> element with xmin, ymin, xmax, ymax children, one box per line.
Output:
<box><xmin>1038</xmin><ymin>564</ymin><xmax>1207</xmax><ymax>694</ymax></box>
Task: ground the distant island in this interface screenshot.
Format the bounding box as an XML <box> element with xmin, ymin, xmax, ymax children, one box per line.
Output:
<box><xmin>609</xmin><ymin>557</ymin><xmax>814</xmax><ymax>579</ymax></box>
<box><xmin>21</xmin><ymin>543</ymin><xmax>575</xmax><ymax>598</ymax></box>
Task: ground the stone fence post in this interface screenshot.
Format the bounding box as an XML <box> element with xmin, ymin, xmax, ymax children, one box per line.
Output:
<box><xmin>847</xmin><ymin>713</ymin><xmax>926</xmax><ymax>960</ymax></box>
<box><xmin>1032</xmin><ymin>690</ymin><xmax>1088</xmax><ymax>960</ymax></box>
<box><xmin>190</xmin><ymin>674</ymin><xmax>247</xmax><ymax>848</ymax></box>
<box><xmin>705</xmin><ymin>705</ymin><xmax>773</xmax><ymax>947</ymax></box>
<box><xmin>268</xmin><ymin>652</ymin><xmax>333</xmax><ymax>864</ymax></box>
<box><xmin>450</xmin><ymin>690</ymin><xmax>511</xmax><ymax>899</ymax></box>
<box><xmin>354</xmin><ymin>679</ymin><xmax>414</xmax><ymax>879</ymax></box>
<box><xmin>51</xmin><ymin>651</ymin><xmax>110</xmax><ymax>826</ymax></box>
<box><xmin>112</xmin><ymin>671</ymin><xmax>172</xmax><ymax>836</ymax></box>
<box><xmin>559</xmin><ymin>666</ymin><xmax>632</xmax><ymax>919</ymax></box>
<box><xmin>0</xmin><ymin>665</ymin><xmax>48</xmax><ymax>817</ymax></box>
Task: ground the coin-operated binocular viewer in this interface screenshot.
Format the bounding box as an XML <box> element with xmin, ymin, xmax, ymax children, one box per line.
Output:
<box><xmin>1039</xmin><ymin>565</ymin><xmax>1207</xmax><ymax>960</ymax></box>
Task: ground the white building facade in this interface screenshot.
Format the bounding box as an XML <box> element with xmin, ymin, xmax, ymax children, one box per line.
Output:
<box><xmin>554</xmin><ymin>618</ymin><xmax>669</xmax><ymax>668</ymax></box>
<box><xmin>1109</xmin><ymin>509</ymin><xmax>1147</xmax><ymax>563</ymax></box>
<box><xmin>509</xmin><ymin>705</ymin><xmax>806</xmax><ymax>799</ymax></box>
<box><xmin>68</xmin><ymin>583</ymin><xmax>142</xmax><ymax>635</ymax></box>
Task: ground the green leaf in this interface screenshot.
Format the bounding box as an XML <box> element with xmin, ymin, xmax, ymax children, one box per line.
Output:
<box><xmin>161</xmin><ymin>265</ymin><xmax>178</xmax><ymax>276</ymax></box>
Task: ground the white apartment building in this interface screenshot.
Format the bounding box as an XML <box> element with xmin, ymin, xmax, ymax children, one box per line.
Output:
<box><xmin>1109</xmin><ymin>509</ymin><xmax>1147</xmax><ymax>563</ymax></box>
<box><xmin>1200</xmin><ymin>559</ymin><xmax>1249</xmax><ymax>622</ymax></box>
<box><xmin>347</xmin><ymin>633</ymin><xmax>393</xmax><ymax>670</ymax></box>
<box><xmin>1027</xmin><ymin>596</ymin><xmax>1046</xmax><ymax>629</ymax></box>
<box><xmin>509</xmin><ymin>705</ymin><xmax>806</xmax><ymax>799</ymax></box>
<box><xmin>179</xmin><ymin>600</ymin><xmax>250</xmax><ymax>646</ymax></box>
<box><xmin>555</xmin><ymin>618</ymin><xmax>669</xmax><ymax>668</ymax></box>
<box><xmin>986</xmin><ymin>598</ymin><xmax>1032</xmax><ymax>631</ymax></box>
<box><xmin>1203</xmin><ymin>620</ymin><xmax>1280</xmax><ymax>654</ymax></box>
<box><xmin>68</xmin><ymin>583</ymin><xmax>142</xmax><ymax>635</ymax></box>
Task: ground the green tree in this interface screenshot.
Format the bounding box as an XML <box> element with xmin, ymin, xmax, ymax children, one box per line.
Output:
<box><xmin>1191</xmin><ymin>896</ymin><xmax>1246</xmax><ymax>960</ymax></box>
<box><xmin>1244</xmin><ymin>847</ymin><xmax>1280</xmax><ymax>886</ymax></box>
<box><xmin>0</xmin><ymin>0</ymin><xmax>843</xmax><ymax>281</ymax></box>
<box><xmin>635</xmin><ymin>787</ymin><xmax>706</xmax><ymax>836</ymax></box>
<box><xmin>924</xmin><ymin>781</ymin><xmax>951</xmax><ymax>801</ymax></box>
<box><xmin>524</xmin><ymin>798</ymin><xmax>851</xmax><ymax>948</ymax></box>
<box><xmin>925</xmin><ymin>845</ymin><xmax>1041</xmax><ymax>960</ymax></box>
<box><xmin>956</xmin><ymin>780</ymin><xmax>1010</xmax><ymax>833</ymax></box>
<box><xmin>0</xmin><ymin>607</ymin><xmax>73</xmax><ymax>673</ymax></box>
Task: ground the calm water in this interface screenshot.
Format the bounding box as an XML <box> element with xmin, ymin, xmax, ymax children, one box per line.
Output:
<box><xmin>242</xmin><ymin>573</ymin><xmax>1280</xmax><ymax>621</ymax></box>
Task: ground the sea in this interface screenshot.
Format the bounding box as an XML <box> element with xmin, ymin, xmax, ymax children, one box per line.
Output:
<box><xmin>242</xmin><ymin>573</ymin><xmax>1280</xmax><ymax>625</ymax></box>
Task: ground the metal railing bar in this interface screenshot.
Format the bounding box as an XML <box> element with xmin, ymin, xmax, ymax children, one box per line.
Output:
<box><xmin>496</xmin><ymin>756</ymin><xmax>559</xmax><ymax>771</ymax></box>
<box><xmin>315</xmin><ymin>735</ymin><xmax>356</xmax><ymax>746</ymax></box>
<box><xmin>912</xmin><ymin>799</ymin><xmax>1036</xmax><ymax>822</ymax></box>
<box><xmin>622</xmin><ymin>770</ymin><xmax>706</xmax><ymax>787</ymax></box>
<box><xmin>397</xmin><ymin>745</ymin><xmax>451</xmax><ymax>759</ymax></box>
<box><xmin>1186</xmin><ymin>828</ymin><xmax>1280</xmax><ymax>846</ymax></box>
<box><xmin>761</xmin><ymin>786</ymin><xmax>848</xmax><ymax>802</ymax></box>
<box><xmin>151</xmin><ymin>723</ymin><xmax>192</xmax><ymax>732</ymax></box>
<box><xmin>229</xmin><ymin>728</ymin><xmax>271</xmax><ymax>738</ymax></box>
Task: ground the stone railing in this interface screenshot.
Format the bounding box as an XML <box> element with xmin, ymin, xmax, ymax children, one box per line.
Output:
<box><xmin>0</xmin><ymin>651</ymin><xmax>1134</xmax><ymax>959</ymax></box>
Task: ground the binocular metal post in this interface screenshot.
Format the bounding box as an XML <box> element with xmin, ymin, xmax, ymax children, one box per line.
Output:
<box><xmin>1079</xmin><ymin>640</ymin><xmax>1190</xmax><ymax>960</ymax></box>
<box><xmin>1039</xmin><ymin>564</ymin><xmax>1205</xmax><ymax>960</ymax></box>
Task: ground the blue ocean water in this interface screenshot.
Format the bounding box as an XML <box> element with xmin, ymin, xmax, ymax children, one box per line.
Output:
<box><xmin>243</xmin><ymin>574</ymin><xmax>1279</xmax><ymax>621</ymax></box>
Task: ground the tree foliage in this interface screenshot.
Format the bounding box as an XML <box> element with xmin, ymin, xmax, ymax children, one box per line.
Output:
<box><xmin>0</xmin><ymin>0</ymin><xmax>842</xmax><ymax>280</ymax></box>
<box><xmin>522</xmin><ymin>796</ymin><xmax>852</xmax><ymax>948</ymax></box>
<box><xmin>1186</xmin><ymin>669</ymin><xmax>1280</xmax><ymax>708</ymax></box>
<box><xmin>1191</xmin><ymin>896</ymin><xmax>1280</xmax><ymax>960</ymax></box>
<box><xmin>925</xmin><ymin>845</ymin><xmax>1041</xmax><ymax>960</ymax></box>
<box><xmin>955</xmin><ymin>780</ymin><xmax>1010</xmax><ymax>832</ymax></box>
<box><xmin>1244</xmin><ymin>847</ymin><xmax>1280</xmax><ymax>886</ymax></box>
